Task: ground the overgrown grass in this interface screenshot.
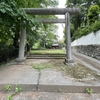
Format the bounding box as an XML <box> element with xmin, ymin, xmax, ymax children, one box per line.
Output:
<box><xmin>30</xmin><ymin>49</ymin><xmax>65</xmax><ymax>54</ymax></box>
<box><xmin>32</xmin><ymin>63</ymin><xmax>54</xmax><ymax>71</ymax></box>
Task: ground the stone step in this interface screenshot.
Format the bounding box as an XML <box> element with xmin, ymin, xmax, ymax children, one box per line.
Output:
<box><xmin>28</xmin><ymin>54</ymin><xmax>66</xmax><ymax>57</ymax></box>
<box><xmin>27</xmin><ymin>54</ymin><xmax>66</xmax><ymax>59</ymax></box>
<box><xmin>27</xmin><ymin>57</ymin><xmax>65</xmax><ymax>59</ymax></box>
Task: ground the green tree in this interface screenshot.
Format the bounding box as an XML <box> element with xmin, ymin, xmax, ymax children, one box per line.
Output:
<box><xmin>87</xmin><ymin>4</ymin><xmax>100</xmax><ymax>25</ymax></box>
<box><xmin>38</xmin><ymin>24</ymin><xmax>58</xmax><ymax>48</ymax></box>
<box><xmin>15</xmin><ymin>0</ymin><xmax>59</xmax><ymax>48</ymax></box>
<box><xmin>66</xmin><ymin>0</ymin><xmax>100</xmax><ymax>41</ymax></box>
<box><xmin>0</xmin><ymin>0</ymin><xmax>58</xmax><ymax>49</ymax></box>
<box><xmin>58</xmin><ymin>38</ymin><xmax>65</xmax><ymax>49</ymax></box>
<box><xmin>16</xmin><ymin>0</ymin><xmax>58</xmax><ymax>8</ymax></box>
<box><xmin>0</xmin><ymin>0</ymin><xmax>38</xmax><ymax>49</ymax></box>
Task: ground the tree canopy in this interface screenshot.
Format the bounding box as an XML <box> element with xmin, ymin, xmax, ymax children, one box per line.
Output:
<box><xmin>65</xmin><ymin>0</ymin><xmax>100</xmax><ymax>41</ymax></box>
<box><xmin>0</xmin><ymin>0</ymin><xmax>59</xmax><ymax>49</ymax></box>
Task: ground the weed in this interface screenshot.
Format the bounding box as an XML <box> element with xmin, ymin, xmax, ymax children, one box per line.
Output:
<box><xmin>5</xmin><ymin>84</ymin><xmax>22</xmax><ymax>100</ymax></box>
<box><xmin>33</xmin><ymin>65</ymin><xmax>46</xmax><ymax>70</ymax></box>
<box><xmin>57</xmin><ymin>88</ymin><xmax>61</xmax><ymax>92</ymax></box>
<box><xmin>5</xmin><ymin>85</ymin><xmax>11</xmax><ymax>91</ymax></box>
<box><xmin>61</xmin><ymin>66</ymin><xmax>66</xmax><ymax>71</ymax></box>
<box><xmin>32</xmin><ymin>63</ymin><xmax>53</xmax><ymax>70</ymax></box>
<box><xmin>15</xmin><ymin>84</ymin><xmax>22</xmax><ymax>93</ymax></box>
<box><xmin>85</xmin><ymin>88</ymin><xmax>92</xmax><ymax>94</ymax></box>
<box><xmin>7</xmin><ymin>94</ymin><xmax>13</xmax><ymax>100</ymax></box>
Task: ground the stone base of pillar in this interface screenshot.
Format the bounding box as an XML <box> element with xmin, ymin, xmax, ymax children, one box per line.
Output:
<box><xmin>64</xmin><ymin>58</ymin><xmax>77</xmax><ymax>66</ymax></box>
<box><xmin>65</xmin><ymin>58</ymin><xmax>74</xmax><ymax>63</ymax></box>
<box><xmin>15</xmin><ymin>57</ymin><xmax>26</xmax><ymax>64</ymax></box>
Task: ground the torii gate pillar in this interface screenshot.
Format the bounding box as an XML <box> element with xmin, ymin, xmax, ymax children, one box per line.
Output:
<box><xmin>16</xmin><ymin>27</ymin><xmax>26</xmax><ymax>64</ymax></box>
<box><xmin>64</xmin><ymin>13</ymin><xmax>74</xmax><ymax>65</ymax></box>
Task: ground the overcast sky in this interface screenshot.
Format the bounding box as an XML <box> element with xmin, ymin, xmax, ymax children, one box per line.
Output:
<box><xmin>58</xmin><ymin>0</ymin><xmax>66</xmax><ymax>8</ymax></box>
<box><xmin>56</xmin><ymin>0</ymin><xmax>66</xmax><ymax>40</ymax></box>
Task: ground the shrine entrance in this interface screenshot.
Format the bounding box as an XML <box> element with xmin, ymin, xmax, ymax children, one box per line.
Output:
<box><xmin>16</xmin><ymin>8</ymin><xmax>80</xmax><ymax>66</ymax></box>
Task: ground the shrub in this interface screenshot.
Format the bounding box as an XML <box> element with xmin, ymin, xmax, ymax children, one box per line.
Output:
<box><xmin>79</xmin><ymin>26</ymin><xmax>90</xmax><ymax>36</ymax></box>
<box><xmin>72</xmin><ymin>19</ymin><xmax>100</xmax><ymax>41</ymax></box>
<box><xmin>91</xmin><ymin>20</ymin><xmax>100</xmax><ymax>32</ymax></box>
<box><xmin>87</xmin><ymin>4</ymin><xmax>100</xmax><ymax>25</ymax></box>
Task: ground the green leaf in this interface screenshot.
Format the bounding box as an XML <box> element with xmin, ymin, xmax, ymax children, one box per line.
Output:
<box><xmin>0</xmin><ymin>9</ymin><xmax>6</xmax><ymax>13</ymax></box>
<box><xmin>7</xmin><ymin>94</ymin><xmax>12</xmax><ymax>100</ymax></box>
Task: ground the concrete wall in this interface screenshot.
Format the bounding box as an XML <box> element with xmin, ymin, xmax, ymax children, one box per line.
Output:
<box><xmin>71</xmin><ymin>30</ymin><xmax>100</xmax><ymax>60</ymax></box>
<box><xmin>71</xmin><ymin>30</ymin><xmax>100</xmax><ymax>46</ymax></box>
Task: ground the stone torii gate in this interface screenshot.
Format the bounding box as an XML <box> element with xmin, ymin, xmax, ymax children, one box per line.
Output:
<box><xmin>16</xmin><ymin>8</ymin><xmax>80</xmax><ymax>65</ymax></box>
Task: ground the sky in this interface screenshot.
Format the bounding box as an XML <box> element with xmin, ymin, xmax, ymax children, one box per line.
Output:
<box><xmin>57</xmin><ymin>0</ymin><xmax>66</xmax><ymax>40</ymax></box>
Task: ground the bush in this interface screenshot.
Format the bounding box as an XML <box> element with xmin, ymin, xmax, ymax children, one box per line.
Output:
<box><xmin>79</xmin><ymin>26</ymin><xmax>90</xmax><ymax>36</ymax></box>
<box><xmin>71</xmin><ymin>28</ymin><xmax>81</xmax><ymax>41</ymax></box>
<box><xmin>91</xmin><ymin>20</ymin><xmax>100</xmax><ymax>32</ymax></box>
<box><xmin>72</xmin><ymin>26</ymin><xmax>89</xmax><ymax>41</ymax></box>
<box><xmin>87</xmin><ymin>4</ymin><xmax>100</xmax><ymax>25</ymax></box>
<box><xmin>72</xmin><ymin>19</ymin><xmax>100</xmax><ymax>41</ymax></box>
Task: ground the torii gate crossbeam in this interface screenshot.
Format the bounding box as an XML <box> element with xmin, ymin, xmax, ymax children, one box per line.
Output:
<box><xmin>23</xmin><ymin>8</ymin><xmax>80</xmax><ymax>15</ymax></box>
<box><xmin>35</xmin><ymin>18</ymin><xmax>65</xmax><ymax>23</ymax></box>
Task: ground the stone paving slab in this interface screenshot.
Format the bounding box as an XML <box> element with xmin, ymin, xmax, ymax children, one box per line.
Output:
<box><xmin>0</xmin><ymin>58</ymin><xmax>100</xmax><ymax>93</ymax></box>
<box><xmin>72</xmin><ymin>51</ymin><xmax>100</xmax><ymax>73</ymax></box>
<box><xmin>39</xmin><ymin>69</ymin><xmax>100</xmax><ymax>86</ymax></box>
<box><xmin>0</xmin><ymin>65</ymin><xmax>39</xmax><ymax>84</ymax></box>
<box><xmin>1</xmin><ymin>53</ymin><xmax>100</xmax><ymax>99</ymax></box>
<box><xmin>0</xmin><ymin>91</ymin><xmax>100</xmax><ymax>100</ymax></box>
<box><xmin>38</xmin><ymin>68</ymin><xmax>100</xmax><ymax>92</ymax></box>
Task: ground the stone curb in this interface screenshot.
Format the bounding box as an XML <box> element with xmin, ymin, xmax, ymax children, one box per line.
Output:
<box><xmin>0</xmin><ymin>84</ymin><xmax>100</xmax><ymax>93</ymax></box>
<box><xmin>0</xmin><ymin>84</ymin><xmax>37</xmax><ymax>91</ymax></box>
<box><xmin>38</xmin><ymin>85</ymin><xmax>100</xmax><ymax>93</ymax></box>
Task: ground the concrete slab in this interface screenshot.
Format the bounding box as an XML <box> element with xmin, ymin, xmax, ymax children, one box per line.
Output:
<box><xmin>38</xmin><ymin>68</ymin><xmax>100</xmax><ymax>92</ymax></box>
<box><xmin>0</xmin><ymin>58</ymin><xmax>100</xmax><ymax>93</ymax></box>
<box><xmin>0</xmin><ymin>65</ymin><xmax>39</xmax><ymax>84</ymax></box>
<box><xmin>12</xmin><ymin>92</ymin><xmax>100</xmax><ymax>100</ymax></box>
<box><xmin>0</xmin><ymin>91</ymin><xmax>100</xmax><ymax>100</ymax></box>
<box><xmin>39</xmin><ymin>68</ymin><xmax>100</xmax><ymax>86</ymax></box>
<box><xmin>72</xmin><ymin>51</ymin><xmax>100</xmax><ymax>73</ymax></box>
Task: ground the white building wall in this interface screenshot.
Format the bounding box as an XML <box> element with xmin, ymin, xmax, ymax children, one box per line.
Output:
<box><xmin>71</xmin><ymin>30</ymin><xmax>100</xmax><ymax>46</ymax></box>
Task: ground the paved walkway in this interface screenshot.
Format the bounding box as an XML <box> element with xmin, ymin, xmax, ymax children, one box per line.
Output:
<box><xmin>0</xmin><ymin>91</ymin><xmax>100</xmax><ymax>100</ymax></box>
<box><xmin>0</xmin><ymin>52</ymin><xmax>100</xmax><ymax>100</ymax></box>
<box><xmin>72</xmin><ymin>51</ymin><xmax>100</xmax><ymax>73</ymax></box>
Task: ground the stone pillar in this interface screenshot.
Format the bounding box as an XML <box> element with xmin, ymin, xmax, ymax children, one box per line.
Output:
<box><xmin>65</xmin><ymin>13</ymin><xmax>74</xmax><ymax>65</ymax></box>
<box><xmin>16</xmin><ymin>28</ymin><xmax>26</xmax><ymax>63</ymax></box>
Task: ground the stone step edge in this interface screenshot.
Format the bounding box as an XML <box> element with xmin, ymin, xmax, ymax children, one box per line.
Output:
<box><xmin>26</xmin><ymin>57</ymin><xmax>65</xmax><ymax>59</ymax></box>
<box><xmin>27</xmin><ymin>55</ymin><xmax>65</xmax><ymax>57</ymax></box>
<box><xmin>0</xmin><ymin>84</ymin><xmax>100</xmax><ymax>93</ymax></box>
<box><xmin>29</xmin><ymin>54</ymin><xmax>66</xmax><ymax>55</ymax></box>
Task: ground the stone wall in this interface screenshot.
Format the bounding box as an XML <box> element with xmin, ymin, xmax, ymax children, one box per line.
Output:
<box><xmin>72</xmin><ymin>45</ymin><xmax>100</xmax><ymax>60</ymax></box>
<box><xmin>71</xmin><ymin>30</ymin><xmax>100</xmax><ymax>60</ymax></box>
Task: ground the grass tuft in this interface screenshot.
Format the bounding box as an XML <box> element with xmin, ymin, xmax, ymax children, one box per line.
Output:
<box><xmin>32</xmin><ymin>63</ymin><xmax>54</xmax><ymax>70</ymax></box>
